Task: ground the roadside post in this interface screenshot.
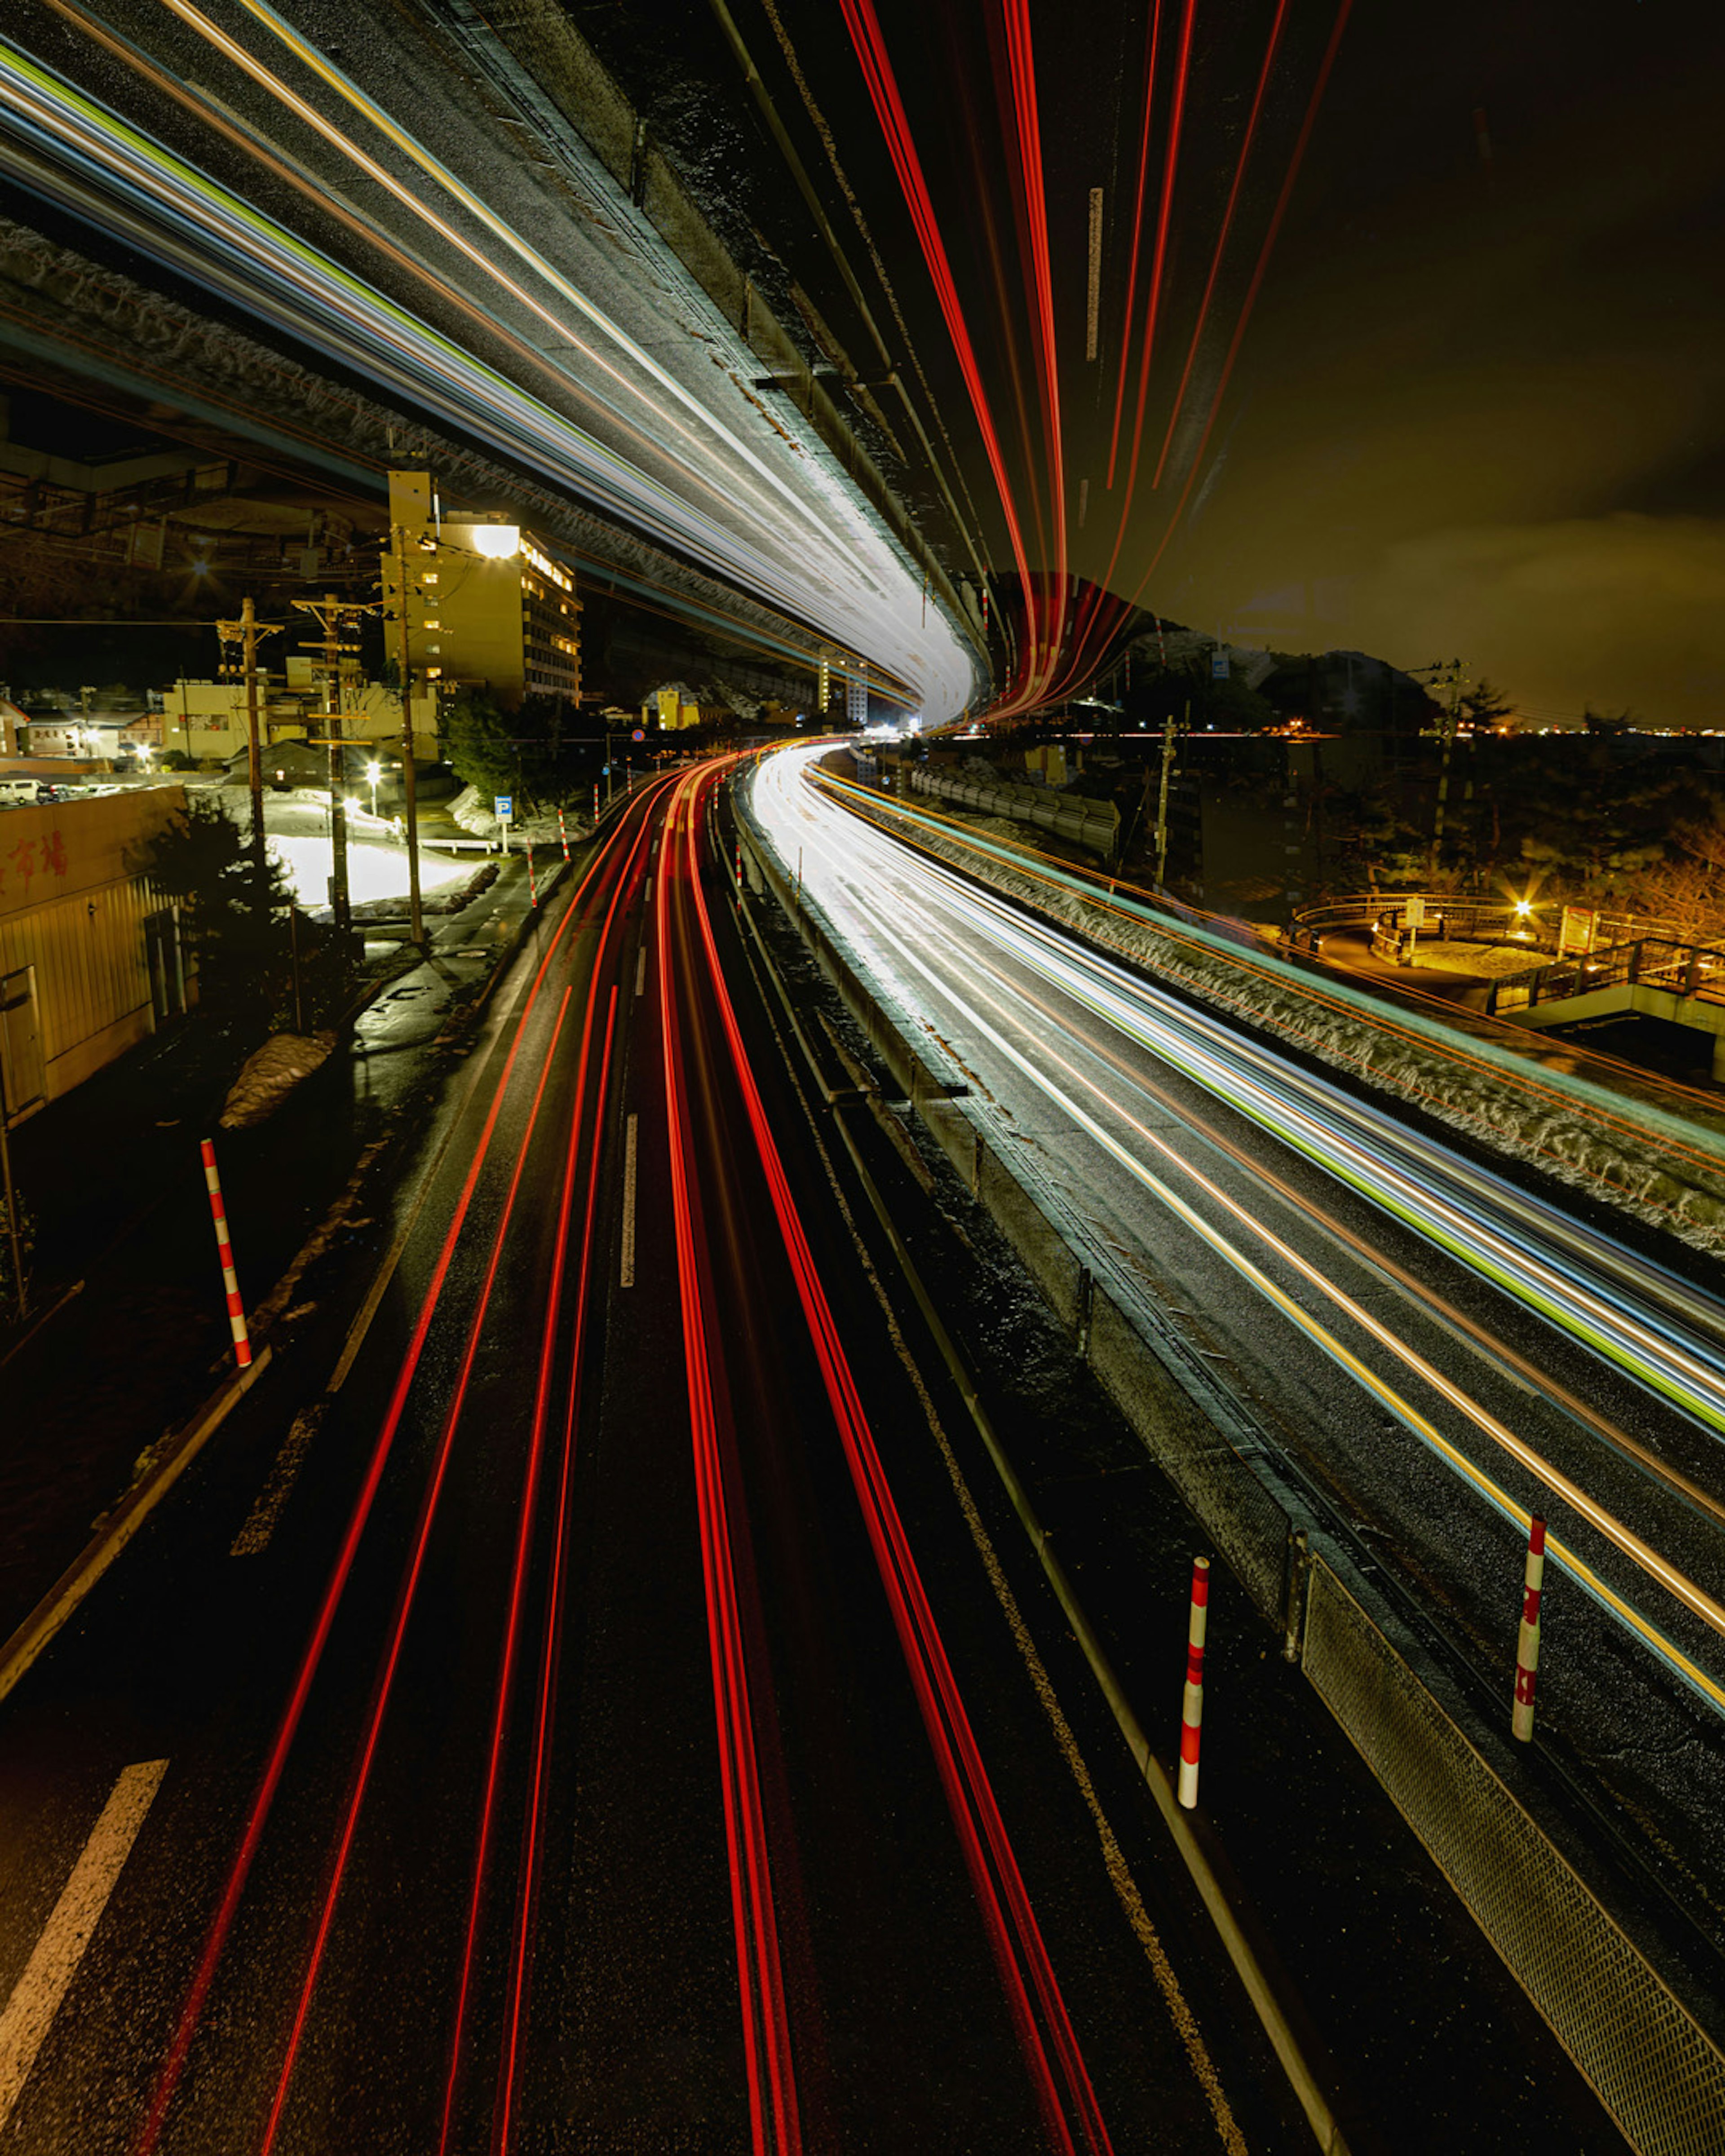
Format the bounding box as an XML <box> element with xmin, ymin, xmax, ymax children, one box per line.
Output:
<box><xmin>199</xmin><ymin>1139</ymin><xmax>252</xmax><ymax>1370</ymax></box>
<box><xmin>495</xmin><ymin>794</ymin><xmax>513</xmax><ymax>856</ymax></box>
<box><xmin>526</xmin><ymin>843</ymin><xmax>538</xmax><ymax>909</ymax></box>
<box><xmin>557</xmin><ymin>807</ymin><xmax>569</xmax><ymax>862</ymax></box>
<box><xmin>1513</xmin><ymin>1516</ymin><xmax>1546</xmax><ymax>1742</ymax></box>
<box><xmin>1179</xmin><ymin>1555</ymin><xmax>1209</xmax><ymax>1808</ymax></box>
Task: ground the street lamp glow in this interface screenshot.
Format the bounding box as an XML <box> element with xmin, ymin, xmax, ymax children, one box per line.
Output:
<box><xmin>473</xmin><ymin>523</ymin><xmax>520</xmax><ymax>559</ymax></box>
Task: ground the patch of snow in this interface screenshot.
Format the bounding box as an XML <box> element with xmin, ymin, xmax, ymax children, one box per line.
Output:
<box><xmin>220</xmin><ymin>1031</ymin><xmax>336</xmax><ymax>1128</ymax></box>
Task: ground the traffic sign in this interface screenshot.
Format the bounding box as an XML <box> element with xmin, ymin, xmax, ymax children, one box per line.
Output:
<box><xmin>632</xmin><ymin>728</ymin><xmax>646</xmax><ymax>742</ymax></box>
<box><xmin>1211</xmin><ymin>650</ymin><xmax>1229</xmax><ymax>679</ymax></box>
<box><xmin>494</xmin><ymin>794</ymin><xmax>513</xmax><ymax>820</ymax></box>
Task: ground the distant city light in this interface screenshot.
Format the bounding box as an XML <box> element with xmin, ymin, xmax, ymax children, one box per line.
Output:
<box><xmin>473</xmin><ymin>523</ymin><xmax>520</xmax><ymax>559</ymax></box>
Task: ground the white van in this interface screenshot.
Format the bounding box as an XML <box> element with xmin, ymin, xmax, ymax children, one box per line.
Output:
<box><xmin>0</xmin><ymin>779</ymin><xmax>42</xmax><ymax>806</ymax></box>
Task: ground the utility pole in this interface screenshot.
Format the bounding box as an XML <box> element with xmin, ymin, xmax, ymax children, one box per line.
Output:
<box><xmin>1413</xmin><ymin>658</ymin><xmax>1468</xmax><ymax>878</ymax></box>
<box><xmin>292</xmin><ymin>594</ymin><xmax>372</xmax><ymax>936</ymax></box>
<box><xmin>1154</xmin><ymin>702</ymin><xmax>1182</xmax><ymax>889</ymax></box>
<box><xmin>389</xmin><ymin>522</ymin><xmax>425</xmax><ymax>946</ymax></box>
<box><xmin>217</xmin><ymin>597</ymin><xmax>282</xmax><ymax>877</ymax></box>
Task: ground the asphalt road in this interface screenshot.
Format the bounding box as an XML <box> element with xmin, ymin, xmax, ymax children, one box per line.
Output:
<box><xmin>748</xmin><ymin>748</ymin><xmax>1725</xmax><ymax>1978</ymax></box>
<box><xmin>0</xmin><ymin>760</ymin><xmax>1353</xmax><ymax>2152</ymax></box>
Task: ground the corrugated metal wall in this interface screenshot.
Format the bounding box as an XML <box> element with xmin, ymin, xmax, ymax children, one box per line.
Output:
<box><xmin>0</xmin><ymin>786</ymin><xmax>185</xmax><ymax>1111</ymax></box>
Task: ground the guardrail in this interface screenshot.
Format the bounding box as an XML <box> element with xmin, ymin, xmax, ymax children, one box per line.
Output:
<box><xmin>1491</xmin><ymin>937</ymin><xmax>1725</xmax><ymax>1016</ymax></box>
<box><xmin>1286</xmin><ymin>896</ymin><xmax>1557</xmax><ymax>963</ymax></box>
<box><xmin>907</xmin><ymin>765</ymin><xmax>1120</xmax><ymax>857</ymax></box>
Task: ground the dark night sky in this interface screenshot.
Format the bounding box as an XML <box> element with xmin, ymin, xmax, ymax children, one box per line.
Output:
<box><xmin>583</xmin><ymin>0</ymin><xmax>1725</xmax><ymax>723</ymax></box>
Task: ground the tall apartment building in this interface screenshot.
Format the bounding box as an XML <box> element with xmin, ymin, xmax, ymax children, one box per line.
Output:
<box><xmin>384</xmin><ymin>471</ymin><xmax>580</xmax><ymax>712</ymax></box>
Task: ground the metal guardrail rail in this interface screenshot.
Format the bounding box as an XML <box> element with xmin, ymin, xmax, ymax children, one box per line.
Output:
<box><xmin>1286</xmin><ymin>895</ymin><xmax>1558</xmax><ymax>963</ymax></box>
<box><xmin>1491</xmin><ymin>936</ymin><xmax>1725</xmax><ymax>1016</ymax></box>
<box><xmin>907</xmin><ymin>765</ymin><xmax>1120</xmax><ymax>857</ymax></box>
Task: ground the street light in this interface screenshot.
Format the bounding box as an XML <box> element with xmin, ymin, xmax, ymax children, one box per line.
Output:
<box><xmin>473</xmin><ymin>523</ymin><xmax>520</xmax><ymax>559</ymax></box>
<box><xmin>365</xmin><ymin>759</ymin><xmax>382</xmax><ymax>818</ymax></box>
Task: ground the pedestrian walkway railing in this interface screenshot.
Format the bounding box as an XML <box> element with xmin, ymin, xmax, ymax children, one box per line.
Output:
<box><xmin>1286</xmin><ymin>894</ymin><xmax>1558</xmax><ymax>962</ymax></box>
<box><xmin>1491</xmin><ymin>936</ymin><xmax>1725</xmax><ymax>1016</ymax></box>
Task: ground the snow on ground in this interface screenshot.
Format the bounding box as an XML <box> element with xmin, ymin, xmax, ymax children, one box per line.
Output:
<box><xmin>1408</xmin><ymin>941</ymin><xmax>1554</xmax><ymax>978</ymax></box>
<box><xmin>269</xmin><ymin>831</ymin><xmax>469</xmax><ymax>909</ymax></box>
<box><xmin>831</xmin><ymin>791</ymin><xmax>1725</xmax><ymax>1255</ymax></box>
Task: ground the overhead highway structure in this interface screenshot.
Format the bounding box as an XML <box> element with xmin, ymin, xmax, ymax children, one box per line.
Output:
<box><xmin>0</xmin><ymin>5</ymin><xmax>979</xmax><ymax>720</ymax></box>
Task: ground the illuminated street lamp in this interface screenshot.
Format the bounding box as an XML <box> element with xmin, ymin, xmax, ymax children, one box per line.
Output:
<box><xmin>472</xmin><ymin>522</ymin><xmax>520</xmax><ymax>560</ymax></box>
<box><xmin>365</xmin><ymin>758</ymin><xmax>382</xmax><ymax>818</ymax></box>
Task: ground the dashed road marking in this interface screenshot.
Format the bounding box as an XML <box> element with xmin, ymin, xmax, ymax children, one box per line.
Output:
<box><xmin>0</xmin><ymin>1759</ymin><xmax>169</xmax><ymax>2133</ymax></box>
<box><xmin>635</xmin><ymin>946</ymin><xmax>647</xmax><ymax>998</ymax></box>
<box><xmin>231</xmin><ymin>1404</ymin><xmax>324</xmax><ymax>1556</ymax></box>
<box><xmin>620</xmin><ymin>1114</ymin><xmax>639</xmax><ymax>1287</ymax></box>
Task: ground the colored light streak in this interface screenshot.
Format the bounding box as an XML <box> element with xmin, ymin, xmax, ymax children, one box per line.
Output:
<box><xmin>752</xmin><ymin>750</ymin><xmax>1725</xmax><ymax>1716</ymax></box>
<box><xmin>660</xmin><ymin>772</ymin><xmax>802</xmax><ymax>2156</ymax></box>
<box><xmin>137</xmin><ymin>791</ymin><xmax>668</xmax><ymax>2151</ymax></box>
<box><xmin>0</xmin><ymin>32</ymin><xmax>977</xmax><ymax>720</ymax></box>
<box><xmin>1150</xmin><ymin>0</ymin><xmax>1293</xmax><ymax>490</ymax></box>
<box><xmin>838</xmin><ymin>0</ymin><xmax>1042</xmax><ymax>711</ymax></box>
<box><xmin>1104</xmin><ymin>0</ymin><xmax>1165</xmax><ymax>492</ymax></box>
<box><xmin>671</xmin><ymin>762</ymin><xmax>1112</xmax><ymax>2150</ymax></box>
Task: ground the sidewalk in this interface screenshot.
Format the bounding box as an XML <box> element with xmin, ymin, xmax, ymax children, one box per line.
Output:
<box><xmin>0</xmin><ymin>843</ymin><xmax>568</xmax><ymax>1644</ymax></box>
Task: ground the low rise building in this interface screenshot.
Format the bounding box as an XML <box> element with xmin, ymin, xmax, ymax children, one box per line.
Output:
<box><xmin>0</xmin><ymin>786</ymin><xmax>189</xmax><ymax>1115</ymax></box>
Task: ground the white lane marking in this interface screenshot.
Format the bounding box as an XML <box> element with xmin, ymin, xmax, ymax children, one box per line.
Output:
<box><xmin>645</xmin><ymin>876</ymin><xmax>652</xmax><ymax>900</ymax></box>
<box><xmin>635</xmin><ymin>946</ymin><xmax>647</xmax><ymax>999</ymax></box>
<box><xmin>620</xmin><ymin>1115</ymin><xmax>638</xmax><ymax>1288</ymax></box>
<box><xmin>230</xmin><ymin>1405</ymin><xmax>323</xmax><ymax>1556</ymax></box>
<box><xmin>0</xmin><ymin>1759</ymin><xmax>169</xmax><ymax>2131</ymax></box>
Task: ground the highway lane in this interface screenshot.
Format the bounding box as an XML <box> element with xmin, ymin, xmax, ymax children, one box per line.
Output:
<box><xmin>0</xmin><ymin>759</ymin><xmax>1302</xmax><ymax>2151</ymax></box>
<box><xmin>748</xmin><ymin>745</ymin><xmax>1725</xmax><ymax>1950</ymax></box>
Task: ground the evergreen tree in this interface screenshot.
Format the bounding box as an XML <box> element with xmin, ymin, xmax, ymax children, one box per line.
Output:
<box><xmin>137</xmin><ymin>794</ymin><xmax>300</xmax><ymax>1021</ymax></box>
<box><xmin>444</xmin><ymin>690</ymin><xmax>584</xmax><ymax>808</ymax></box>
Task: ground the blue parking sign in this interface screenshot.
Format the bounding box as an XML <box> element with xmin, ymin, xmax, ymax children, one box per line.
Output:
<box><xmin>495</xmin><ymin>794</ymin><xmax>513</xmax><ymax>819</ymax></box>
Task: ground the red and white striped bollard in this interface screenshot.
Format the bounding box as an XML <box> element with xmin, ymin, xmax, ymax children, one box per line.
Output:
<box><xmin>1178</xmin><ymin>1555</ymin><xmax>1209</xmax><ymax>1808</ymax></box>
<box><xmin>526</xmin><ymin>843</ymin><xmax>538</xmax><ymax>909</ymax></box>
<box><xmin>199</xmin><ymin>1138</ymin><xmax>252</xmax><ymax>1369</ymax></box>
<box><xmin>1513</xmin><ymin>1515</ymin><xmax>1546</xmax><ymax>1742</ymax></box>
<box><xmin>557</xmin><ymin>806</ymin><xmax>569</xmax><ymax>861</ymax></box>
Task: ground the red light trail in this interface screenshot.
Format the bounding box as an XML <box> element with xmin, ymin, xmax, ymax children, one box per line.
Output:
<box><xmin>1104</xmin><ymin>0</ymin><xmax>1165</xmax><ymax>492</ymax></box>
<box><xmin>660</xmin><ymin>771</ymin><xmax>802</xmax><ymax>2156</ymax></box>
<box><xmin>135</xmin><ymin>791</ymin><xmax>668</xmax><ymax>2154</ymax></box>
<box><xmin>668</xmin><ymin>763</ymin><xmax>1114</xmax><ymax>2151</ymax></box>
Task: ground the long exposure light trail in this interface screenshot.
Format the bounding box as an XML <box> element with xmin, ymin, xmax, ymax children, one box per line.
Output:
<box><xmin>159</xmin><ymin>0</ymin><xmax>854</xmax><ymax>551</ymax></box>
<box><xmin>660</xmin><ymin>776</ymin><xmax>802</xmax><ymax>2156</ymax></box>
<box><xmin>838</xmin><ymin>0</ymin><xmax>1044</xmax><ymax>711</ymax></box>
<box><xmin>136</xmin><ymin>792</ymin><xmax>667</xmax><ymax>2152</ymax></box>
<box><xmin>825</xmin><ymin>831</ymin><xmax>1725</xmax><ymax>1703</ymax></box>
<box><xmin>258</xmin><ymin>983</ymin><xmax>579</xmax><ymax>2156</ymax></box>
<box><xmin>0</xmin><ymin>35</ymin><xmax>976</xmax><ymax>719</ymax></box>
<box><xmin>666</xmin><ymin>763</ymin><xmax>1114</xmax><ymax>2149</ymax></box>
<box><xmin>752</xmin><ymin>750</ymin><xmax>1725</xmax><ymax>1716</ymax></box>
<box><xmin>818</xmin><ymin>773</ymin><xmax>1725</xmax><ymax>1330</ymax></box>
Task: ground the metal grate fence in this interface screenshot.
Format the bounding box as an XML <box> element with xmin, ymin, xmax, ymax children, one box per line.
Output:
<box><xmin>1302</xmin><ymin>1558</ymin><xmax>1725</xmax><ymax>2156</ymax></box>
